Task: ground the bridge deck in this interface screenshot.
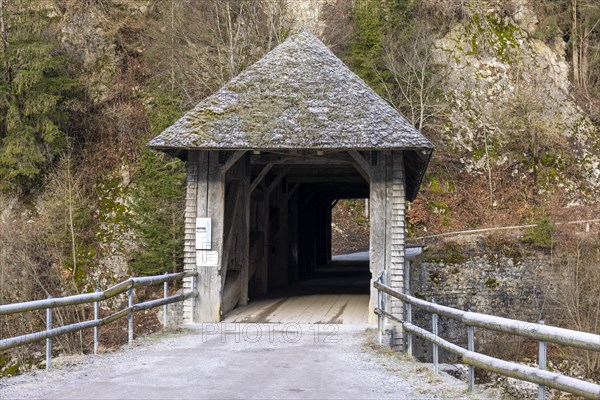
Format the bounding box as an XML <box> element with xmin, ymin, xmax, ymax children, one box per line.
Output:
<box><xmin>225</xmin><ymin>257</ymin><xmax>370</xmax><ymax>324</ymax></box>
<box><xmin>223</xmin><ymin>293</ymin><xmax>369</xmax><ymax>324</ymax></box>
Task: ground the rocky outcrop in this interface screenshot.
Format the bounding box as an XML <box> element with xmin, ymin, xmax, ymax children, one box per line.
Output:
<box><xmin>431</xmin><ymin>0</ymin><xmax>600</xmax><ymax>204</ymax></box>
<box><xmin>58</xmin><ymin>2</ymin><xmax>149</xmax><ymax>104</ymax></box>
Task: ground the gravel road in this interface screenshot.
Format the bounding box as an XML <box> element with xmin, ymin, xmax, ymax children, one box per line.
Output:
<box><xmin>0</xmin><ymin>324</ymin><xmax>499</xmax><ymax>399</ymax></box>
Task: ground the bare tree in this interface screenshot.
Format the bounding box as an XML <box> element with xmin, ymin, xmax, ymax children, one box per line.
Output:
<box><xmin>546</xmin><ymin>228</ymin><xmax>600</xmax><ymax>376</ymax></box>
<box><xmin>0</xmin><ymin>0</ymin><xmax>11</xmax><ymax>83</ymax></box>
<box><xmin>379</xmin><ymin>25</ymin><xmax>446</xmax><ymax>133</ymax></box>
<box><xmin>571</xmin><ymin>0</ymin><xmax>600</xmax><ymax>111</ymax></box>
<box><xmin>148</xmin><ymin>0</ymin><xmax>296</xmax><ymax>107</ymax></box>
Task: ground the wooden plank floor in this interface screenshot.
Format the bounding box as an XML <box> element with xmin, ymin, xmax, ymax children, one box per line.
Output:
<box><xmin>223</xmin><ymin>293</ymin><xmax>369</xmax><ymax>324</ymax></box>
<box><xmin>224</xmin><ymin>258</ymin><xmax>370</xmax><ymax>324</ymax></box>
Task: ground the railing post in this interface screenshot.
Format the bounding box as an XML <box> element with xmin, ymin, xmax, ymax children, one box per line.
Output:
<box><xmin>381</xmin><ymin>271</ymin><xmax>387</xmax><ymax>314</ymax></box>
<box><xmin>163</xmin><ymin>272</ymin><xmax>168</xmax><ymax>330</ymax></box>
<box><xmin>432</xmin><ymin>299</ymin><xmax>438</xmax><ymax>374</ymax></box>
<box><xmin>468</xmin><ymin>323</ymin><xmax>475</xmax><ymax>392</ymax></box>
<box><xmin>404</xmin><ymin>264</ymin><xmax>412</xmax><ymax>356</ymax></box>
<box><xmin>128</xmin><ymin>286</ymin><xmax>134</xmax><ymax>344</ymax></box>
<box><xmin>406</xmin><ymin>302</ymin><xmax>412</xmax><ymax>356</ymax></box>
<box><xmin>538</xmin><ymin>320</ymin><xmax>547</xmax><ymax>400</ymax></box>
<box><xmin>191</xmin><ymin>273</ymin><xmax>197</xmax><ymax>323</ymax></box>
<box><xmin>94</xmin><ymin>289</ymin><xmax>100</xmax><ymax>355</ymax></box>
<box><xmin>377</xmin><ymin>285</ymin><xmax>383</xmax><ymax>345</ymax></box>
<box><xmin>46</xmin><ymin>296</ymin><xmax>52</xmax><ymax>370</ymax></box>
<box><xmin>381</xmin><ymin>271</ymin><xmax>387</xmax><ymax>343</ymax></box>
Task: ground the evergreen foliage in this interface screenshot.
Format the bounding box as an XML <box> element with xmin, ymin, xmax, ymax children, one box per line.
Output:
<box><xmin>127</xmin><ymin>89</ymin><xmax>186</xmax><ymax>276</ymax></box>
<box><xmin>348</xmin><ymin>0</ymin><xmax>385</xmax><ymax>89</ymax></box>
<box><xmin>0</xmin><ymin>1</ymin><xmax>78</xmax><ymax>193</ymax></box>
<box><xmin>348</xmin><ymin>0</ymin><xmax>416</xmax><ymax>93</ymax></box>
<box><xmin>524</xmin><ymin>218</ymin><xmax>555</xmax><ymax>249</ymax></box>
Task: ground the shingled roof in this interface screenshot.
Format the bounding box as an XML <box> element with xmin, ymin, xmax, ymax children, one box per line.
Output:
<box><xmin>148</xmin><ymin>29</ymin><xmax>433</xmax><ymax>200</ymax></box>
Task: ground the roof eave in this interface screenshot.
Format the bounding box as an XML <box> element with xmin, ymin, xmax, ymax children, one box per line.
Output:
<box><xmin>147</xmin><ymin>144</ymin><xmax>435</xmax><ymax>152</ymax></box>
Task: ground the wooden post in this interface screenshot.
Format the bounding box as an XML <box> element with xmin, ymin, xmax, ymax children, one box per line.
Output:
<box><xmin>297</xmin><ymin>189</ymin><xmax>309</xmax><ymax>280</ymax></box>
<box><xmin>369</xmin><ymin>150</ymin><xmax>405</xmax><ymax>348</ymax></box>
<box><xmin>288</xmin><ymin>186</ymin><xmax>300</xmax><ymax>282</ymax></box>
<box><xmin>369</xmin><ymin>151</ymin><xmax>385</xmax><ymax>324</ymax></box>
<box><xmin>239</xmin><ymin>154</ymin><xmax>251</xmax><ymax>306</ymax></box>
<box><xmin>195</xmin><ymin>151</ymin><xmax>225</xmax><ymax>322</ymax></box>
<box><xmin>256</xmin><ymin>182</ymin><xmax>270</xmax><ymax>295</ymax></box>
<box><xmin>268</xmin><ymin>177</ymin><xmax>289</xmax><ymax>288</ymax></box>
<box><xmin>389</xmin><ymin>151</ymin><xmax>405</xmax><ymax>348</ymax></box>
<box><xmin>183</xmin><ymin>152</ymin><xmax>200</xmax><ymax>323</ymax></box>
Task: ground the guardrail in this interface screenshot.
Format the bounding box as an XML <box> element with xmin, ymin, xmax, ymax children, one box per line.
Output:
<box><xmin>0</xmin><ymin>271</ymin><xmax>198</xmax><ymax>369</ymax></box>
<box><xmin>374</xmin><ymin>275</ymin><xmax>600</xmax><ymax>400</ymax></box>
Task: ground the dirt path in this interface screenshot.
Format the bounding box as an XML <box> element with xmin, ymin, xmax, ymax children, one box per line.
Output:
<box><xmin>0</xmin><ymin>325</ymin><xmax>499</xmax><ymax>400</ymax></box>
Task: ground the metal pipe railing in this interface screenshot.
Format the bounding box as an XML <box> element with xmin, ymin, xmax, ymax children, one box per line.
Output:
<box><xmin>0</xmin><ymin>271</ymin><xmax>199</xmax><ymax>370</ymax></box>
<box><xmin>0</xmin><ymin>271</ymin><xmax>197</xmax><ymax>317</ymax></box>
<box><xmin>373</xmin><ymin>278</ymin><xmax>600</xmax><ymax>400</ymax></box>
<box><xmin>374</xmin><ymin>280</ymin><xmax>600</xmax><ymax>352</ymax></box>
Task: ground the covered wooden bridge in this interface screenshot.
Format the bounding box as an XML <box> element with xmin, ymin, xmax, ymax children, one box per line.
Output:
<box><xmin>149</xmin><ymin>30</ymin><xmax>433</xmax><ymax>347</ymax></box>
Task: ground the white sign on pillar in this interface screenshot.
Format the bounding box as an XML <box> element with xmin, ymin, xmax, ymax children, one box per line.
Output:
<box><xmin>196</xmin><ymin>250</ymin><xmax>219</xmax><ymax>267</ymax></box>
<box><xmin>196</xmin><ymin>217</ymin><xmax>218</xmax><ymax>267</ymax></box>
<box><xmin>196</xmin><ymin>218</ymin><xmax>212</xmax><ymax>250</ymax></box>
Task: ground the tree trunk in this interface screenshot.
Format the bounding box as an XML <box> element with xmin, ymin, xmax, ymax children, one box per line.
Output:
<box><xmin>170</xmin><ymin>0</ymin><xmax>175</xmax><ymax>94</ymax></box>
<box><xmin>0</xmin><ymin>0</ymin><xmax>11</xmax><ymax>83</ymax></box>
<box><xmin>572</xmin><ymin>0</ymin><xmax>580</xmax><ymax>86</ymax></box>
<box><xmin>67</xmin><ymin>153</ymin><xmax>78</xmax><ymax>282</ymax></box>
<box><xmin>483</xmin><ymin>128</ymin><xmax>494</xmax><ymax>209</ymax></box>
<box><xmin>581</xmin><ymin>27</ymin><xmax>589</xmax><ymax>92</ymax></box>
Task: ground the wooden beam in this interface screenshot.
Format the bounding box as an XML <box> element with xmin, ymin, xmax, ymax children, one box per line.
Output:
<box><xmin>286</xmin><ymin>176</ymin><xmax>365</xmax><ymax>184</ymax></box>
<box><xmin>369</xmin><ymin>152</ymin><xmax>387</xmax><ymax>325</ymax></box>
<box><xmin>301</xmin><ymin>192</ymin><xmax>316</xmax><ymax>208</ymax></box>
<box><xmin>250</xmin><ymin>152</ymin><xmax>355</xmax><ymax>165</ymax></box>
<box><xmin>267</xmin><ymin>168</ymin><xmax>289</xmax><ymax>195</ymax></box>
<box><xmin>221</xmin><ymin>180</ymin><xmax>243</xmax><ymax>290</ymax></box>
<box><xmin>286</xmin><ymin>182</ymin><xmax>301</xmax><ymax>200</ymax></box>
<box><xmin>258</xmin><ymin>184</ymin><xmax>269</xmax><ymax>294</ymax></box>
<box><xmin>267</xmin><ymin>179</ymin><xmax>290</xmax><ymax>288</ymax></box>
<box><xmin>240</xmin><ymin>154</ymin><xmax>250</xmax><ymax>306</ymax></box>
<box><xmin>253</xmin><ymin>158</ymin><xmax>349</xmax><ymax>166</ymax></box>
<box><xmin>220</xmin><ymin>150</ymin><xmax>247</xmax><ymax>176</ymax></box>
<box><xmin>348</xmin><ymin>150</ymin><xmax>371</xmax><ymax>182</ymax></box>
<box><xmin>196</xmin><ymin>151</ymin><xmax>225</xmax><ymax>322</ymax></box>
<box><xmin>249</xmin><ymin>163</ymin><xmax>273</xmax><ymax>193</ymax></box>
<box><xmin>220</xmin><ymin>153</ymin><xmax>251</xmax><ymax>312</ymax></box>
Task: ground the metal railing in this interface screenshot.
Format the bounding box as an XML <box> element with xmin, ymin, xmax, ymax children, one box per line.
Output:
<box><xmin>0</xmin><ymin>271</ymin><xmax>198</xmax><ymax>369</ymax></box>
<box><xmin>374</xmin><ymin>275</ymin><xmax>600</xmax><ymax>400</ymax></box>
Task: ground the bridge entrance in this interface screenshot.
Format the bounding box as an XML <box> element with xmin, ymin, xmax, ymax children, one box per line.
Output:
<box><xmin>148</xmin><ymin>30</ymin><xmax>433</xmax><ymax>348</ymax></box>
<box><xmin>223</xmin><ymin>159</ymin><xmax>370</xmax><ymax>324</ymax></box>
<box><xmin>223</xmin><ymin>252</ymin><xmax>370</xmax><ymax>324</ymax></box>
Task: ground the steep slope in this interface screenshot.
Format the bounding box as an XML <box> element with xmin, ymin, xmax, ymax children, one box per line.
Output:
<box><xmin>405</xmin><ymin>0</ymin><xmax>599</xmax><ymax>235</ymax></box>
